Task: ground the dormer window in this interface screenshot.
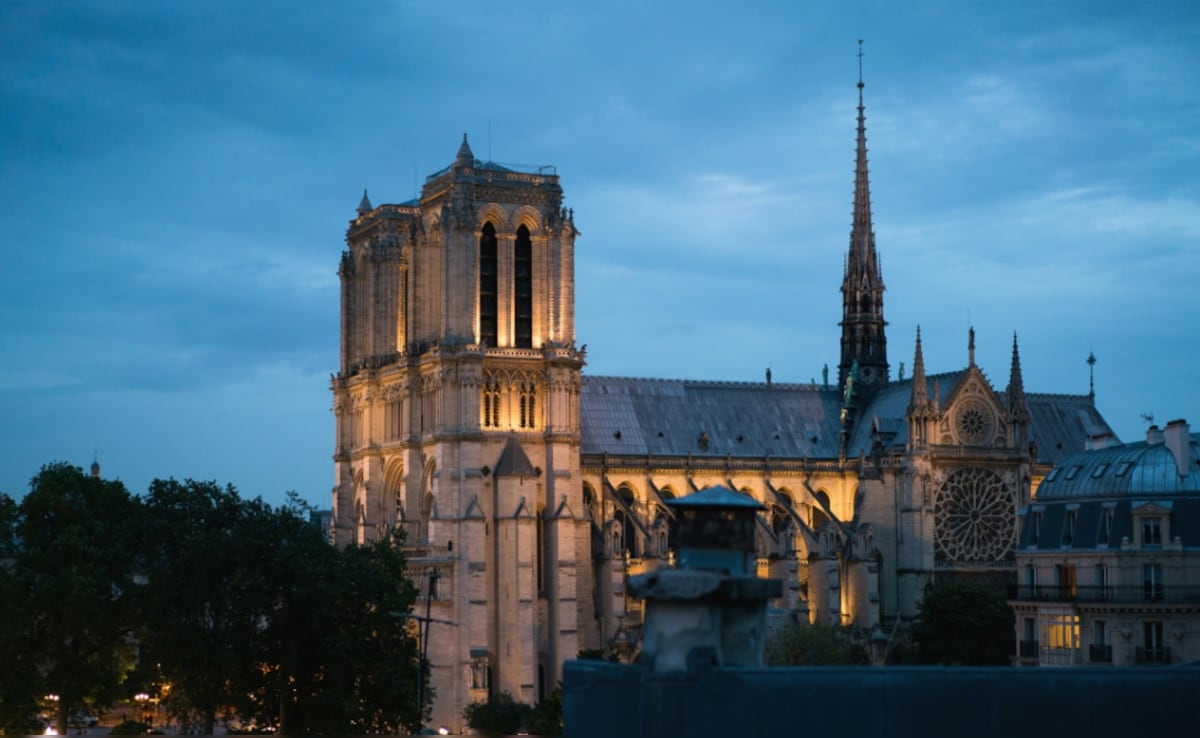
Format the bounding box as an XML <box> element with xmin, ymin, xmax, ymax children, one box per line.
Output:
<box><xmin>1115</xmin><ymin>461</ymin><xmax>1134</xmax><ymax>477</ymax></box>
<box><xmin>1142</xmin><ymin>517</ymin><xmax>1162</xmax><ymax>547</ymax></box>
<box><xmin>1062</xmin><ymin>509</ymin><xmax>1077</xmax><ymax>546</ymax></box>
<box><xmin>1064</xmin><ymin>465</ymin><xmax>1083</xmax><ymax>481</ymax></box>
<box><xmin>1091</xmin><ymin>463</ymin><xmax>1110</xmax><ymax>479</ymax></box>
<box><xmin>1098</xmin><ymin>506</ymin><xmax>1114</xmax><ymax>546</ymax></box>
<box><xmin>1043</xmin><ymin>468</ymin><xmax>1060</xmax><ymax>483</ymax></box>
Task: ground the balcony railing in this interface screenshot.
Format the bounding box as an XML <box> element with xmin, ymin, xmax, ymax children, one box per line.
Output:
<box><xmin>1135</xmin><ymin>647</ymin><xmax>1171</xmax><ymax>665</ymax></box>
<box><xmin>1089</xmin><ymin>644</ymin><xmax>1113</xmax><ymax>663</ymax></box>
<box><xmin>1008</xmin><ymin>585</ymin><xmax>1200</xmax><ymax>605</ymax></box>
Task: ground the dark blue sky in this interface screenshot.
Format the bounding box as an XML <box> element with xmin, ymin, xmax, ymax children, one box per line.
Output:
<box><xmin>2</xmin><ymin>1</ymin><xmax>1198</xmax><ymax>507</ymax></box>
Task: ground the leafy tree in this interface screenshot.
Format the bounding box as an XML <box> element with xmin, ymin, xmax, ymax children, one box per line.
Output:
<box><xmin>909</xmin><ymin>582</ymin><xmax>1015</xmax><ymax>665</ymax></box>
<box><xmin>765</xmin><ymin>620</ymin><xmax>862</xmax><ymax>665</ymax></box>
<box><xmin>0</xmin><ymin>463</ymin><xmax>141</xmax><ymax>735</ymax></box>
<box><xmin>236</xmin><ymin>521</ymin><xmax>424</xmax><ymax>734</ymax></box>
<box><xmin>463</xmin><ymin>692</ymin><xmax>534</xmax><ymax>736</ymax></box>
<box><xmin>527</xmin><ymin>685</ymin><xmax>564</xmax><ymax>736</ymax></box>
<box><xmin>139</xmin><ymin>478</ymin><xmax>279</xmax><ymax>734</ymax></box>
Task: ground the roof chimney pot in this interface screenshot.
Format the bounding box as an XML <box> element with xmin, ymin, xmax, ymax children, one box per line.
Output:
<box><xmin>1164</xmin><ymin>419</ymin><xmax>1191</xmax><ymax>477</ymax></box>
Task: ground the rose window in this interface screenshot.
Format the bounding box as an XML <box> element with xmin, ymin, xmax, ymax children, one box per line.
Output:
<box><xmin>934</xmin><ymin>468</ymin><xmax>1015</xmax><ymax>564</ymax></box>
<box><xmin>954</xmin><ymin>398</ymin><xmax>994</xmax><ymax>445</ymax></box>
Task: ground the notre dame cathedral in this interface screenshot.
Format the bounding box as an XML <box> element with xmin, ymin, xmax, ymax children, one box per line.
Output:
<box><xmin>329</xmin><ymin>76</ymin><xmax>1113</xmax><ymax>729</ymax></box>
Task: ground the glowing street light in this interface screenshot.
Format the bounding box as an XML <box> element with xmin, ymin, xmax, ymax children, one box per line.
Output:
<box><xmin>134</xmin><ymin>692</ymin><xmax>150</xmax><ymax>726</ymax></box>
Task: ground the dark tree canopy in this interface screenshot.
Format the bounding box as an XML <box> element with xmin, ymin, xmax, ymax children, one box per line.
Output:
<box><xmin>909</xmin><ymin>582</ymin><xmax>1015</xmax><ymax>666</ymax></box>
<box><xmin>765</xmin><ymin>621</ymin><xmax>864</xmax><ymax>666</ymax></box>
<box><xmin>0</xmin><ymin>463</ymin><xmax>141</xmax><ymax>735</ymax></box>
<box><xmin>0</xmin><ymin>464</ymin><xmax>426</xmax><ymax>735</ymax></box>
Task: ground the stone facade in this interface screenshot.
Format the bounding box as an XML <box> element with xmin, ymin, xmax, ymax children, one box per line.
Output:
<box><xmin>1010</xmin><ymin>419</ymin><xmax>1200</xmax><ymax>667</ymax></box>
<box><xmin>331</xmin><ymin>83</ymin><xmax>1115</xmax><ymax>729</ymax></box>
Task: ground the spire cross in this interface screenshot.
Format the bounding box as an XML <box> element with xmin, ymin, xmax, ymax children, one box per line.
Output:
<box><xmin>857</xmin><ymin>40</ymin><xmax>864</xmax><ymax>86</ymax></box>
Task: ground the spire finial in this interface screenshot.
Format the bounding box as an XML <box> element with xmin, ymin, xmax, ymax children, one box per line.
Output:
<box><xmin>968</xmin><ymin>326</ymin><xmax>976</xmax><ymax>366</ymax></box>
<box><xmin>1087</xmin><ymin>350</ymin><xmax>1097</xmax><ymax>403</ymax></box>
<box><xmin>857</xmin><ymin>39</ymin><xmax>864</xmax><ymax>89</ymax></box>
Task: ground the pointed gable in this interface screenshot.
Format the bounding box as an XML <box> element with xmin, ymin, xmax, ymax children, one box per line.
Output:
<box><xmin>493</xmin><ymin>434</ymin><xmax>538</xmax><ymax>478</ymax></box>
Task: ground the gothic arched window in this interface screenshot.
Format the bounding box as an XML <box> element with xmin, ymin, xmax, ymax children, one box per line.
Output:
<box><xmin>480</xmin><ymin>222</ymin><xmax>498</xmax><ymax>347</ymax></box>
<box><xmin>514</xmin><ymin>225</ymin><xmax>533</xmax><ymax>348</ymax></box>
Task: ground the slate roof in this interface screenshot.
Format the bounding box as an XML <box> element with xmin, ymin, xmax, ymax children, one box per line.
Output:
<box><xmin>579</xmin><ymin>376</ymin><xmax>842</xmax><ymax>459</ymax></box>
<box><xmin>580</xmin><ymin>372</ymin><xmax>1116</xmax><ymax>464</ymax></box>
<box><xmin>1034</xmin><ymin>430</ymin><xmax>1200</xmax><ymax>500</ymax></box>
<box><xmin>1026</xmin><ymin>393</ymin><xmax>1116</xmax><ymax>466</ymax></box>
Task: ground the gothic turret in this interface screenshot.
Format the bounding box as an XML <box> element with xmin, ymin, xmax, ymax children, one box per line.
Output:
<box><xmin>839</xmin><ymin>45</ymin><xmax>888</xmax><ymax>392</ymax></box>
<box><xmin>907</xmin><ymin>328</ymin><xmax>929</xmax><ymax>448</ymax></box>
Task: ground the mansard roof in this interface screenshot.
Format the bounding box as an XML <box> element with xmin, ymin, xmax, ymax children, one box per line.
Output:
<box><xmin>1035</xmin><ymin>428</ymin><xmax>1200</xmax><ymax>500</ymax></box>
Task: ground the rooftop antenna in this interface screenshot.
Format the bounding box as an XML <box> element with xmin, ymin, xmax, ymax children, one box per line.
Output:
<box><xmin>1087</xmin><ymin>350</ymin><xmax>1097</xmax><ymax>404</ymax></box>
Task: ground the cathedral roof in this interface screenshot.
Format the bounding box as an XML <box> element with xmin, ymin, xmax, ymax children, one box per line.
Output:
<box><xmin>580</xmin><ymin>371</ymin><xmax>1116</xmax><ymax>467</ymax></box>
<box><xmin>579</xmin><ymin>376</ymin><xmax>843</xmax><ymax>459</ymax></box>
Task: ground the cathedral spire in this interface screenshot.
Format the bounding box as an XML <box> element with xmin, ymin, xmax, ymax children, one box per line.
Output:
<box><xmin>1007</xmin><ymin>332</ymin><xmax>1026</xmax><ymax>410</ymax></box>
<box><xmin>839</xmin><ymin>40</ymin><xmax>888</xmax><ymax>391</ymax></box>
<box><xmin>909</xmin><ymin>326</ymin><xmax>927</xmax><ymax>410</ymax></box>
<box><xmin>356</xmin><ymin>189</ymin><xmax>373</xmax><ymax>216</ymax></box>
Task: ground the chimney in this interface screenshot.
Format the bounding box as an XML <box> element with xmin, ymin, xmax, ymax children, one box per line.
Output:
<box><xmin>1146</xmin><ymin>425</ymin><xmax>1164</xmax><ymax>445</ymax></box>
<box><xmin>1086</xmin><ymin>433</ymin><xmax>1114</xmax><ymax>451</ymax></box>
<box><xmin>1164</xmin><ymin>419</ymin><xmax>1191</xmax><ymax>477</ymax></box>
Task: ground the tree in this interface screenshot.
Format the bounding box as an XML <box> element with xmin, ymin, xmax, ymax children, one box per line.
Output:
<box><xmin>463</xmin><ymin>692</ymin><xmax>534</xmax><ymax>737</ymax></box>
<box><xmin>909</xmin><ymin>582</ymin><xmax>1015</xmax><ymax>665</ymax></box>
<box><xmin>0</xmin><ymin>463</ymin><xmax>142</xmax><ymax>735</ymax></box>
<box><xmin>139</xmin><ymin>478</ymin><xmax>279</xmax><ymax>734</ymax></box>
<box><xmin>765</xmin><ymin>620</ymin><xmax>863</xmax><ymax>666</ymax></box>
<box><xmin>236</xmin><ymin>521</ymin><xmax>424</xmax><ymax>734</ymax></box>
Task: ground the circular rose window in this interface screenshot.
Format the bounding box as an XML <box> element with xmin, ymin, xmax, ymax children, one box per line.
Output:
<box><xmin>954</xmin><ymin>398</ymin><xmax>994</xmax><ymax>445</ymax></box>
<box><xmin>934</xmin><ymin>468</ymin><xmax>1015</xmax><ymax>564</ymax></box>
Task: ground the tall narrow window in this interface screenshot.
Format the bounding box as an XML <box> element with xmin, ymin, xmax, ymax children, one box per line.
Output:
<box><xmin>514</xmin><ymin>225</ymin><xmax>532</xmax><ymax>348</ymax></box>
<box><xmin>480</xmin><ymin>222</ymin><xmax>498</xmax><ymax>347</ymax></box>
<box><xmin>1056</xmin><ymin>564</ymin><xmax>1077</xmax><ymax>599</ymax></box>
<box><xmin>482</xmin><ymin>381</ymin><xmax>500</xmax><ymax>429</ymax></box>
<box><xmin>1062</xmin><ymin>509</ymin><xmax>1077</xmax><ymax>546</ymax></box>
<box><xmin>1143</xmin><ymin>563</ymin><xmax>1163</xmax><ymax>602</ymax></box>
<box><xmin>519</xmin><ymin>382</ymin><xmax>537</xmax><ymax>429</ymax></box>
<box><xmin>1142</xmin><ymin>517</ymin><xmax>1162</xmax><ymax>547</ymax></box>
<box><xmin>1098</xmin><ymin>507</ymin><xmax>1113</xmax><ymax>546</ymax></box>
<box><xmin>1142</xmin><ymin>622</ymin><xmax>1166</xmax><ymax>664</ymax></box>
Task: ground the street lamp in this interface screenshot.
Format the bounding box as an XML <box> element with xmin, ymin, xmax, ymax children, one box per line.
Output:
<box><xmin>134</xmin><ymin>693</ymin><xmax>150</xmax><ymax>726</ymax></box>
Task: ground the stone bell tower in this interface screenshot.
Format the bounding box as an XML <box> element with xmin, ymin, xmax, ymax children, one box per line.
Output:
<box><xmin>330</xmin><ymin>135</ymin><xmax>590</xmax><ymax>728</ymax></box>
